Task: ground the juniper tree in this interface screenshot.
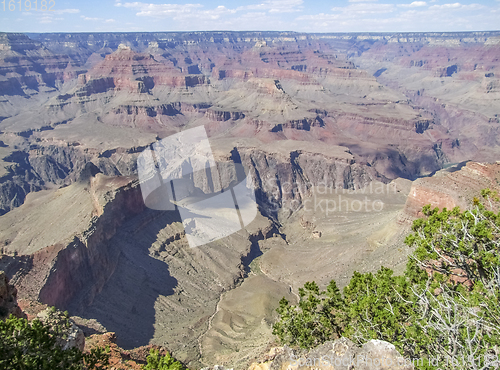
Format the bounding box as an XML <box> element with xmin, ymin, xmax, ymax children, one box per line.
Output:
<box><xmin>273</xmin><ymin>189</ymin><xmax>500</xmax><ymax>370</ymax></box>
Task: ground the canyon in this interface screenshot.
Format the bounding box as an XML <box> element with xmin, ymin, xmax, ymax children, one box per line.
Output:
<box><xmin>0</xmin><ymin>30</ymin><xmax>499</xmax><ymax>368</ymax></box>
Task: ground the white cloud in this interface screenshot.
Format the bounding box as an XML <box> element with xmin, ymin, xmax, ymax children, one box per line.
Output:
<box><xmin>52</xmin><ymin>8</ymin><xmax>80</xmax><ymax>14</ymax></box>
<box><xmin>18</xmin><ymin>7</ymin><xmax>77</xmax><ymax>25</ymax></box>
<box><xmin>298</xmin><ymin>3</ymin><xmax>395</xmax><ymax>24</ymax></box>
<box><xmin>399</xmin><ymin>1</ymin><xmax>427</xmax><ymax>7</ymax></box>
<box><xmin>295</xmin><ymin>0</ymin><xmax>495</xmax><ymax>32</ymax></box>
<box><xmin>39</xmin><ymin>15</ymin><xmax>63</xmax><ymax>23</ymax></box>
<box><xmin>239</xmin><ymin>12</ymin><xmax>267</xmax><ymax>18</ymax></box>
<box><xmin>429</xmin><ymin>2</ymin><xmax>484</xmax><ymax>10</ymax></box>
<box><xmin>131</xmin><ymin>3</ymin><xmax>229</xmax><ymax>20</ymax></box>
<box><xmin>100</xmin><ymin>0</ymin><xmax>497</xmax><ymax>32</ymax></box>
<box><xmin>429</xmin><ymin>2</ymin><xmax>461</xmax><ymax>8</ymax></box>
<box><xmin>123</xmin><ymin>2</ymin><xmax>202</xmax><ymax>11</ymax></box>
<box><xmin>80</xmin><ymin>15</ymin><xmax>115</xmax><ymax>23</ymax></box>
<box><xmin>194</xmin><ymin>5</ymin><xmax>237</xmax><ymax>20</ymax></box>
<box><xmin>118</xmin><ymin>0</ymin><xmax>303</xmax><ymax>20</ymax></box>
<box><xmin>119</xmin><ymin>2</ymin><xmax>204</xmax><ymax>17</ymax></box>
<box><xmin>107</xmin><ymin>0</ymin><xmax>305</xmax><ymax>31</ymax></box>
<box><xmin>330</xmin><ymin>3</ymin><xmax>396</xmax><ymax>14</ymax></box>
<box><xmin>81</xmin><ymin>16</ymin><xmax>101</xmax><ymax>21</ymax></box>
<box><xmin>81</xmin><ymin>16</ymin><xmax>117</xmax><ymax>23</ymax></box>
<box><xmin>239</xmin><ymin>0</ymin><xmax>304</xmax><ymax>13</ymax></box>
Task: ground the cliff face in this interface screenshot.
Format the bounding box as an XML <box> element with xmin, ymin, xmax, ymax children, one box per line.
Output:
<box><xmin>0</xmin><ymin>172</ymin><xmax>144</xmax><ymax>309</ymax></box>
<box><xmin>233</xmin><ymin>144</ymin><xmax>381</xmax><ymax>219</ymax></box>
<box><xmin>39</xmin><ymin>177</ymin><xmax>145</xmax><ymax>308</ymax></box>
<box><xmin>77</xmin><ymin>45</ymin><xmax>208</xmax><ymax>94</ymax></box>
<box><xmin>0</xmin><ymin>142</ymin><xmax>142</xmax><ymax>215</ymax></box>
<box><xmin>0</xmin><ymin>144</ymin><xmax>91</xmax><ymax>215</ymax></box>
<box><xmin>401</xmin><ymin>162</ymin><xmax>500</xmax><ymax>221</ymax></box>
<box><xmin>353</xmin><ymin>37</ymin><xmax>500</xmax><ymax>161</ymax></box>
<box><xmin>0</xmin><ymin>270</ymin><xmax>26</xmax><ymax>319</ymax></box>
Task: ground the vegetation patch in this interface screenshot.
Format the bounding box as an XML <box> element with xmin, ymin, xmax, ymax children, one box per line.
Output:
<box><xmin>273</xmin><ymin>189</ymin><xmax>500</xmax><ymax>370</ymax></box>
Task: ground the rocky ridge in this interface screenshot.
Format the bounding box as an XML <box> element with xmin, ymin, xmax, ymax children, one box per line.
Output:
<box><xmin>401</xmin><ymin>161</ymin><xmax>500</xmax><ymax>221</ymax></box>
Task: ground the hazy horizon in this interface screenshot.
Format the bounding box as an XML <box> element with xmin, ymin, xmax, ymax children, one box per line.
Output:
<box><xmin>6</xmin><ymin>29</ymin><xmax>500</xmax><ymax>35</ymax></box>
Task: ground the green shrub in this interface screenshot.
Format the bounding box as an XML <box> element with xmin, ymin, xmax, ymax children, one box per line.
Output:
<box><xmin>0</xmin><ymin>315</ymin><xmax>109</xmax><ymax>370</ymax></box>
<box><xmin>273</xmin><ymin>280</ymin><xmax>345</xmax><ymax>349</ymax></box>
<box><xmin>142</xmin><ymin>349</ymin><xmax>186</xmax><ymax>370</ymax></box>
<box><xmin>273</xmin><ymin>190</ymin><xmax>500</xmax><ymax>370</ymax></box>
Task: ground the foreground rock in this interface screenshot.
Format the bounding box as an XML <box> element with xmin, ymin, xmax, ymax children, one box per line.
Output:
<box><xmin>84</xmin><ymin>331</ymin><xmax>173</xmax><ymax>370</ymax></box>
<box><xmin>248</xmin><ymin>338</ymin><xmax>413</xmax><ymax>370</ymax></box>
<box><xmin>36</xmin><ymin>307</ymin><xmax>85</xmax><ymax>351</ymax></box>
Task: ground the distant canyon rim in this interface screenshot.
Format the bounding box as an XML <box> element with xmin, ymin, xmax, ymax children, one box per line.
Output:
<box><xmin>0</xmin><ymin>30</ymin><xmax>499</xmax><ymax>369</ymax></box>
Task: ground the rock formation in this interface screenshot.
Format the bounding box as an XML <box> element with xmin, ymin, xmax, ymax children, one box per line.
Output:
<box><xmin>36</xmin><ymin>307</ymin><xmax>85</xmax><ymax>351</ymax></box>
<box><xmin>248</xmin><ymin>338</ymin><xmax>414</xmax><ymax>370</ymax></box>
<box><xmin>0</xmin><ymin>270</ymin><xmax>25</xmax><ymax>319</ymax></box>
<box><xmin>401</xmin><ymin>162</ymin><xmax>500</xmax><ymax>220</ymax></box>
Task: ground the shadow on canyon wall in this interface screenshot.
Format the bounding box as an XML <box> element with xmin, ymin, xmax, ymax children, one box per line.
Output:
<box><xmin>72</xmin><ymin>209</ymin><xmax>180</xmax><ymax>349</ymax></box>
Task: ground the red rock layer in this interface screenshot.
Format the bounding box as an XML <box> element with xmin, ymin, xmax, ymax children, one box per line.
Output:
<box><xmin>79</xmin><ymin>46</ymin><xmax>207</xmax><ymax>93</ymax></box>
<box><xmin>0</xmin><ymin>270</ymin><xmax>26</xmax><ymax>319</ymax></box>
<box><xmin>402</xmin><ymin>162</ymin><xmax>500</xmax><ymax>221</ymax></box>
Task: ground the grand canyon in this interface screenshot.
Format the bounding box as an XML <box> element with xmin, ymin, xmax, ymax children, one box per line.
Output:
<box><xmin>1</xmin><ymin>30</ymin><xmax>500</xmax><ymax>368</ymax></box>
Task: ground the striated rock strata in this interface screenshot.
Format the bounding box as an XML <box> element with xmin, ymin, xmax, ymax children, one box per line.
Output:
<box><xmin>401</xmin><ymin>162</ymin><xmax>500</xmax><ymax>221</ymax></box>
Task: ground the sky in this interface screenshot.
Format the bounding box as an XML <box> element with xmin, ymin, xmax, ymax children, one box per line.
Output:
<box><xmin>1</xmin><ymin>0</ymin><xmax>499</xmax><ymax>33</ymax></box>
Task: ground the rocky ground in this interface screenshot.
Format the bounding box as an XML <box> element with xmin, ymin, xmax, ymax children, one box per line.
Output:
<box><xmin>247</xmin><ymin>338</ymin><xmax>415</xmax><ymax>370</ymax></box>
